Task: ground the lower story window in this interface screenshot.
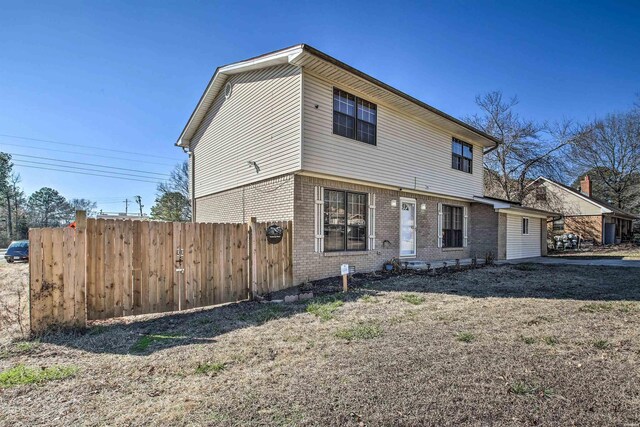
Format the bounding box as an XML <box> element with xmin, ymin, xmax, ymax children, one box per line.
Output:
<box><xmin>522</xmin><ymin>217</ymin><xmax>530</xmax><ymax>235</ymax></box>
<box><xmin>324</xmin><ymin>190</ymin><xmax>367</xmax><ymax>251</ymax></box>
<box><xmin>553</xmin><ymin>217</ymin><xmax>564</xmax><ymax>231</ymax></box>
<box><xmin>443</xmin><ymin>205</ymin><xmax>463</xmax><ymax>248</ymax></box>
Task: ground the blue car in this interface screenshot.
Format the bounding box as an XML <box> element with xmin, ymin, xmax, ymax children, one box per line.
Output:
<box><xmin>5</xmin><ymin>240</ymin><xmax>29</xmax><ymax>263</ymax></box>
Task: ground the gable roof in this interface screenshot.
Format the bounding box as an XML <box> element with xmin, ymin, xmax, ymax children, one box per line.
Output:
<box><xmin>176</xmin><ymin>44</ymin><xmax>500</xmax><ymax>149</ymax></box>
<box><xmin>534</xmin><ymin>177</ymin><xmax>637</xmax><ymax>220</ymax></box>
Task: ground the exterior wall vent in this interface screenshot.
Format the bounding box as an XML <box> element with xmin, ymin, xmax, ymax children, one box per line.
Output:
<box><xmin>224</xmin><ymin>82</ymin><xmax>233</xmax><ymax>99</ymax></box>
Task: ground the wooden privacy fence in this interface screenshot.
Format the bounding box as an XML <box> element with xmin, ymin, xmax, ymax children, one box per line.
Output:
<box><xmin>29</xmin><ymin>213</ymin><xmax>293</xmax><ymax>332</ymax></box>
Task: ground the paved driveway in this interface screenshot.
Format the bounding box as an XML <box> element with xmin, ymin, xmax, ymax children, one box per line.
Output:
<box><xmin>497</xmin><ymin>256</ymin><xmax>640</xmax><ymax>268</ymax></box>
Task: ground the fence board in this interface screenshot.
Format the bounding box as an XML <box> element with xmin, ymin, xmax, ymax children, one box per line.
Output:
<box><xmin>122</xmin><ymin>219</ymin><xmax>133</xmax><ymax>316</ymax></box>
<box><xmin>29</xmin><ymin>229</ymin><xmax>44</xmax><ymax>332</ymax></box>
<box><xmin>62</xmin><ymin>228</ymin><xmax>76</xmax><ymax>323</ymax></box>
<box><xmin>50</xmin><ymin>229</ymin><xmax>64</xmax><ymax>322</ymax></box>
<box><xmin>74</xmin><ymin>212</ymin><xmax>87</xmax><ymax>326</ymax></box>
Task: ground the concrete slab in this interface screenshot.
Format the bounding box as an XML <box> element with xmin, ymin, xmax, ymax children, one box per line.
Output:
<box><xmin>497</xmin><ymin>256</ymin><xmax>640</xmax><ymax>268</ymax></box>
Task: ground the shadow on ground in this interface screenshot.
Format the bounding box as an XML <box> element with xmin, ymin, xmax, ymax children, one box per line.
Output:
<box><xmin>36</xmin><ymin>263</ymin><xmax>640</xmax><ymax>355</ymax></box>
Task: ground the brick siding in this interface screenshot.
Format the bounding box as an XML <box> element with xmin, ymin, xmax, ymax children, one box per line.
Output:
<box><xmin>194</xmin><ymin>174</ymin><xmax>295</xmax><ymax>223</ymax></box>
<box><xmin>469</xmin><ymin>203</ymin><xmax>499</xmax><ymax>259</ymax></box>
<box><xmin>293</xmin><ymin>175</ymin><xmax>486</xmax><ymax>283</ymax></box>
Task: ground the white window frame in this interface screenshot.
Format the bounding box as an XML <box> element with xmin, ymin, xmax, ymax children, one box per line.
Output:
<box><xmin>314</xmin><ymin>186</ymin><xmax>375</xmax><ymax>253</ymax></box>
<box><xmin>522</xmin><ymin>217</ymin><xmax>530</xmax><ymax>235</ymax></box>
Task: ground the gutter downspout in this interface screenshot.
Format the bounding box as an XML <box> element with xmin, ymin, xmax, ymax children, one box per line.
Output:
<box><xmin>190</xmin><ymin>148</ymin><xmax>196</xmax><ymax>222</ymax></box>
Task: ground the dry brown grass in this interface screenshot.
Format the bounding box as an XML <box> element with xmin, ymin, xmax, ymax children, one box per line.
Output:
<box><xmin>550</xmin><ymin>243</ymin><xmax>640</xmax><ymax>259</ymax></box>
<box><xmin>0</xmin><ymin>263</ymin><xmax>29</xmax><ymax>340</ymax></box>
<box><xmin>1</xmin><ymin>264</ymin><xmax>640</xmax><ymax>426</ymax></box>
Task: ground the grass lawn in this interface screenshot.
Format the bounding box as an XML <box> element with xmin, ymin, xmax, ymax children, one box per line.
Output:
<box><xmin>1</xmin><ymin>263</ymin><xmax>640</xmax><ymax>425</ymax></box>
<box><xmin>549</xmin><ymin>243</ymin><xmax>640</xmax><ymax>260</ymax></box>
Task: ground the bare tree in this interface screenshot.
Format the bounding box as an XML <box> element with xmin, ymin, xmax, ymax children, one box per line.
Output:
<box><xmin>153</xmin><ymin>160</ymin><xmax>191</xmax><ymax>221</ymax></box>
<box><xmin>467</xmin><ymin>91</ymin><xmax>578</xmax><ymax>202</ymax></box>
<box><xmin>569</xmin><ymin>110</ymin><xmax>640</xmax><ymax>211</ymax></box>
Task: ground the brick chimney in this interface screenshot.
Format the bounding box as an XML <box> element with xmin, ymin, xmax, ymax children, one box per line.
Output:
<box><xmin>580</xmin><ymin>175</ymin><xmax>592</xmax><ymax>198</ymax></box>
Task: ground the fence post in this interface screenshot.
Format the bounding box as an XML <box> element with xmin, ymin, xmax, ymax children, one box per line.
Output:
<box><xmin>75</xmin><ymin>210</ymin><xmax>87</xmax><ymax>328</ymax></box>
<box><xmin>249</xmin><ymin>216</ymin><xmax>258</xmax><ymax>300</ymax></box>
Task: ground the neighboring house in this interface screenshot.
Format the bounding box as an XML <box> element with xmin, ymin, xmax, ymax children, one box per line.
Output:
<box><xmin>175</xmin><ymin>44</ymin><xmax>554</xmax><ymax>283</ymax></box>
<box><xmin>526</xmin><ymin>176</ymin><xmax>636</xmax><ymax>244</ymax></box>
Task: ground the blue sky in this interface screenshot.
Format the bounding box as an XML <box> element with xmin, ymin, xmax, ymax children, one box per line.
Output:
<box><xmin>1</xmin><ymin>1</ymin><xmax>638</xmax><ymax>214</ymax></box>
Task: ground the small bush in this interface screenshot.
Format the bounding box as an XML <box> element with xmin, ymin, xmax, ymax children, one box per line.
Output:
<box><xmin>543</xmin><ymin>336</ymin><xmax>559</xmax><ymax>346</ymax></box>
<box><xmin>399</xmin><ymin>294</ymin><xmax>425</xmax><ymax>305</ymax></box>
<box><xmin>195</xmin><ymin>362</ymin><xmax>226</xmax><ymax>375</ymax></box>
<box><xmin>593</xmin><ymin>339</ymin><xmax>610</xmax><ymax>349</ymax></box>
<box><xmin>0</xmin><ymin>365</ymin><xmax>77</xmax><ymax>388</ymax></box>
<box><xmin>307</xmin><ymin>298</ymin><xmax>344</xmax><ymax>321</ymax></box>
<box><xmin>335</xmin><ymin>323</ymin><xmax>383</xmax><ymax>341</ymax></box>
<box><xmin>457</xmin><ymin>332</ymin><xmax>475</xmax><ymax>343</ymax></box>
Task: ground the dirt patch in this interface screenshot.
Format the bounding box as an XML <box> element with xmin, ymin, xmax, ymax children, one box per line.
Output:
<box><xmin>1</xmin><ymin>264</ymin><xmax>640</xmax><ymax>426</ymax></box>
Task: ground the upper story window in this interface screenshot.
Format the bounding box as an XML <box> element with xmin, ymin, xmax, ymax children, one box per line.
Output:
<box><xmin>535</xmin><ymin>186</ymin><xmax>547</xmax><ymax>201</ymax></box>
<box><xmin>333</xmin><ymin>88</ymin><xmax>377</xmax><ymax>145</ymax></box>
<box><xmin>452</xmin><ymin>137</ymin><xmax>473</xmax><ymax>173</ymax></box>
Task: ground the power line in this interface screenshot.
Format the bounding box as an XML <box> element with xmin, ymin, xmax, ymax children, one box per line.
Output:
<box><xmin>0</xmin><ymin>142</ymin><xmax>177</xmax><ymax>166</ymax></box>
<box><xmin>8</xmin><ymin>153</ymin><xmax>171</xmax><ymax>178</ymax></box>
<box><xmin>0</xmin><ymin>133</ymin><xmax>178</xmax><ymax>160</ymax></box>
<box><xmin>12</xmin><ymin>163</ymin><xmax>162</xmax><ymax>184</ymax></box>
<box><xmin>14</xmin><ymin>159</ymin><xmax>169</xmax><ymax>181</ymax></box>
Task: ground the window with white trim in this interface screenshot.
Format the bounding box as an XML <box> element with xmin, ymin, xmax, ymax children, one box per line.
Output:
<box><xmin>442</xmin><ymin>205</ymin><xmax>463</xmax><ymax>248</ymax></box>
<box><xmin>522</xmin><ymin>217</ymin><xmax>530</xmax><ymax>235</ymax></box>
<box><xmin>323</xmin><ymin>189</ymin><xmax>367</xmax><ymax>251</ymax></box>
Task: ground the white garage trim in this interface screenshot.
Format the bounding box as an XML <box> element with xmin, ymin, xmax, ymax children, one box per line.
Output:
<box><xmin>506</xmin><ymin>213</ymin><xmax>541</xmax><ymax>259</ymax></box>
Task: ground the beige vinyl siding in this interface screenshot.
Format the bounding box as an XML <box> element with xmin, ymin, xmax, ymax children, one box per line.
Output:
<box><xmin>190</xmin><ymin>64</ymin><xmax>302</xmax><ymax>198</ymax></box>
<box><xmin>301</xmin><ymin>72</ymin><xmax>484</xmax><ymax>200</ymax></box>
<box><xmin>541</xmin><ymin>182</ymin><xmax>603</xmax><ymax>216</ymax></box>
<box><xmin>506</xmin><ymin>214</ymin><xmax>541</xmax><ymax>259</ymax></box>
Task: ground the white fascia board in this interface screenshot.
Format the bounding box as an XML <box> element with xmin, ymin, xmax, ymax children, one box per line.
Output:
<box><xmin>496</xmin><ymin>208</ymin><xmax>547</xmax><ymax>219</ymax></box>
<box><xmin>472</xmin><ymin>196</ymin><xmax>511</xmax><ymax>209</ymax></box>
<box><xmin>219</xmin><ymin>46</ymin><xmax>303</xmax><ymax>75</ymax></box>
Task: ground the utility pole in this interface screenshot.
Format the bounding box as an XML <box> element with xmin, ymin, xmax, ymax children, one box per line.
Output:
<box><xmin>134</xmin><ymin>195</ymin><xmax>143</xmax><ymax>217</ymax></box>
<box><xmin>123</xmin><ymin>198</ymin><xmax>130</xmax><ymax>215</ymax></box>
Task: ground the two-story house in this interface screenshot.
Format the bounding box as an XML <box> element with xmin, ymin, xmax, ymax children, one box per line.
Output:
<box><xmin>175</xmin><ymin>44</ymin><xmax>552</xmax><ymax>283</ymax></box>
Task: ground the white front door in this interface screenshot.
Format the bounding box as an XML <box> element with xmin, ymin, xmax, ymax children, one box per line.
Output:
<box><xmin>400</xmin><ymin>198</ymin><xmax>416</xmax><ymax>257</ymax></box>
